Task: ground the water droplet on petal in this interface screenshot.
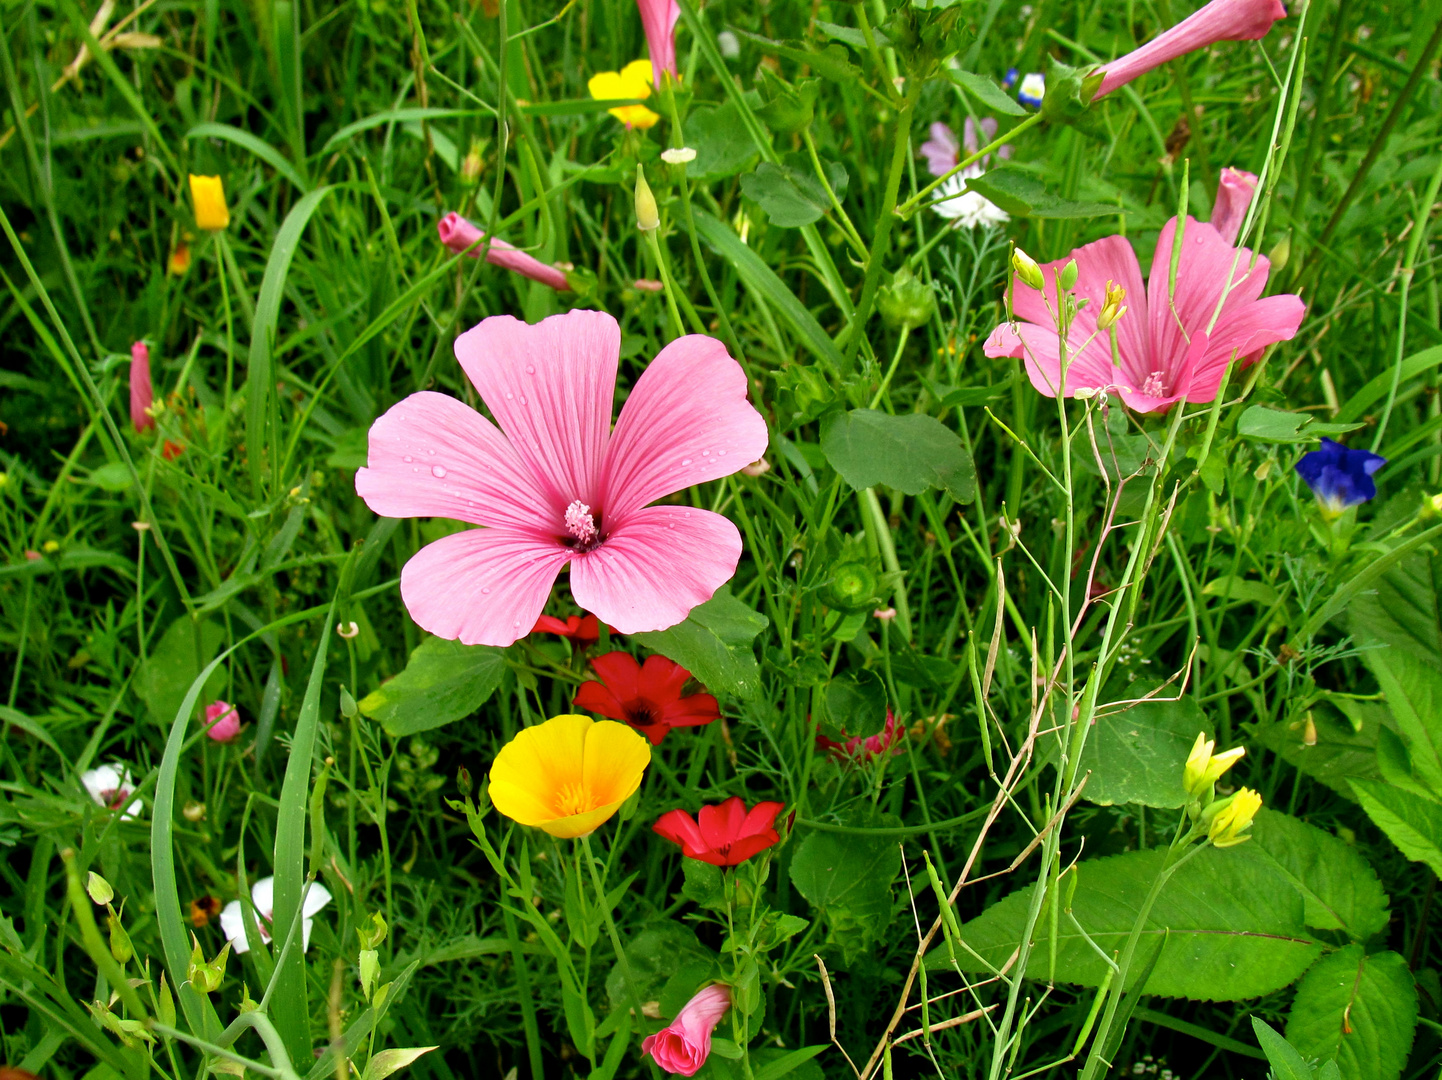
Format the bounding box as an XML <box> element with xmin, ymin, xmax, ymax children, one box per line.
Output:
<box><xmin>432</xmin><ymin>465</ymin><xmax>448</xmax><ymax>478</ymax></box>
<box><xmin>520</xmin><ymin>396</ymin><xmax>528</xmax><ymax>406</ymax></box>
<box><xmin>482</xmin><ymin>587</ymin><xmax>491</xmax><ymax>594</ymax></box>
<box><xmin>681</xmin><ymin>458</ymin><xmax>692</xmax><ymax>466</ymax></box>
<box><xmin>506</xmin><ymin>392</ymin><xmax>514</xmax><ymax>400</ymax></box>
<box><xmin>403</xmin><ymin>455</ymin><xmax>413</xmax><ymax>463</ymax></box>
<box><xmin>525</xmin><ymin>364</ymin><xmax>535</xmax><ymax>374</ymax></box>
<box><xmin>717</xmin><ymin>449</ymin><xmax>726</xmax><ymax>456</ymax></box>
<box><xmin>428</xmin><ymin>449</ymin><xmax>436</xmax><ymax>455</ymax></box>
<box><xmin>702</xmin><ymin>449</ymin><xmax>711</xmax><ymax>456</ymax></box>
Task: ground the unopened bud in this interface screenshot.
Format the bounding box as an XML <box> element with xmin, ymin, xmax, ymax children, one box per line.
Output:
<box><xmin>87</xmin><ymin>871</ymin><xmax>114</xmax><ymax>905</ymax></box>
<box><xmin>1012</xmin><ymin>248</ymin><xmax>1044</xmax><ymax>291</ymax></box>
<box><xmin>634</xmin><ymin>166</ymin><xmax>660</xmax><ymax>232</ymax></box>
<box><xmin>188</xmin><ymin>934</ymin><xmax>230</xmax><ymax>994</ymax></box>
<box><xmin>1058</xmin><ymin>259</ymin><xmax>1079</xmax><ymax>292</ymax></box>
<box><xmin>107</xmin><ymin>906</ymin><xmax>134</xmax><ymax>964</ymax></box>
<box><xmin>460</xmin><ymin>142</ymin><xmax>484</xmax><ymax>184</ymax></box>
<box><xmin>1267</xmin><ymin>235</ymin><xmax>1290</xmax><ymax>272</ymax></box>
<box><xmin>1205</xmin><ymin>788</ymin><xmax>1262</xmax><ymax>848</ymax></box>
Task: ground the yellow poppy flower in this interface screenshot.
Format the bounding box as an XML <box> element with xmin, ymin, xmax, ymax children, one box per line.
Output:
<box><xmin>489</xmin><ymin>714</ymin><xmax>651</xmax><ymax>838</ymax></box>
<box><xmin>188</xmin><ymin>174</ymin><xmax>230</xmax><ymax>231</ymax></box>
<box><xmin>588</xmin><ymin>59</ymin><xmax>660</xmax><ymax>130</ymax></box>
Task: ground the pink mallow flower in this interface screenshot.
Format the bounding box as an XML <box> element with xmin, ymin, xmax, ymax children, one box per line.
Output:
<box><xmin>1096</xmin><ymin>0</ymin><xmax>1288</xmax><ymax>98</ymax></box>
<box><xmin>986</xmin><ymin>214</ymin><xmax>1303</xmax><ymax>412</ymax></box>
<box><xmin>642</xmin><ymin>983</ymin><xmax>732</xmax><ymax>1076</ymax></box>
<box><xmin>204</xmin><ymin>700</ymin><xmax>241</xmax><ymax>742</ymax></box>
<box><xmin>130</xmin><ymin>342</ymin><xmax>154</xmax><ymax>432</ymax></box>
<box><xmin>984</xmin><ymin>216</ymin><xmax>1304</xmax><ymax>414</ymax></box>
<box><xmin>355</xmin><ymin>310</ymin><xmax>768</xmax><ymax>647</ymax></box>
<box><xmin>437</xmin><ymin>213</ymin><xmax>570</xmax><ymax>292</ymax></box>
<box><xmin>636</xmin><ymin>0</ymin><xmax>680</xmax><ymax>86</ymax></box>
<box><xmin>1211</xmin><ymin>167</ymin><xmax>1258</xmax><ymax>245</ymax></box>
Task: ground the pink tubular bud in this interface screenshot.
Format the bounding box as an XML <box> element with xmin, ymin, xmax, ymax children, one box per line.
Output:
<box><xmin>436</xmin><ymin>213</ymin><xmax>571</xmax><ymax>292</ymax></box>
<box><xmin>1096</xmin><ymin>0</ymin><xmax>1287</xmax><ymax>99</ymax></box>
<box><xmin>130</xmin><ymin>342</ymin><xmax>154</xmax><ymax>432</ymax></box>
<box><xmin>641</xmin><ymin>984</ymin><xmax>731</xmax><ymax>1077</ymax></box>
<box><xmin>1211</xmin><ymin>167</ymin><xmax>1259</xmax><ymax>245</ymax></box>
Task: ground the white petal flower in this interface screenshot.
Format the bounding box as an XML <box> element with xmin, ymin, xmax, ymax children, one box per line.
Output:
<box><xmin>930</xmin><ymin>167</ymin><xmax>1010</xmax><ymax>230</ymax></box>
<box><xmin>219</xmin><ymin>876</ymin><xmax>332</xmax><ymax>955</ymax></box>
<box><xmin>717</xmin><ymin>30</ymin><xmax>741</xmax><ymax>58</ymax></box>
<box><xmin>80</xmin><ymin>764</ymin><xmax>143</xmax><ymax>820</ymax></box>
<box><xmin>661</xmin><ymin>147</ymin><xmax>697</xmax><ymax>165</ymax></box>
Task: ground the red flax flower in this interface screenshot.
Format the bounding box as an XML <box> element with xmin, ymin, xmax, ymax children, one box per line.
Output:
<box><xmin>534</xmin><ymin>613</ymin><xmax>606</xmax><ymax>650</ymax></box>
<box><xmin>653</xmin><ymin>797</ymin><xmax>784</xmax><ymax>866</ymax></box>
<box><xmin>573</xmin><ymin>652</ymin><xmax>719</xmax><ymax>745</ymax></box>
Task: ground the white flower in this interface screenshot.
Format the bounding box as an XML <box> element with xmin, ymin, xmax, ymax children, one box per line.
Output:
<box><xmin>717</xmin><ymin>30</ymin><xmax>741</xmax><ymax>59</ymax></box>
<box><xmin>931</xmin><ymin>166</ymin><xmax>1009</xmax><ymax>230</ymax></box>
<box><xmin>219</xmin><ymin>876</ymin><xmax>333</xmax><ymax>955</ymax></box>
<box><xmin>81</xmin><ymin>764</ymin><xmax>143</xmax><ymax>820</ymax></box>
<box><xmin>661</xmin><ymin>147</ymin><xmax>697</xmax><ymax>165</ymax></box>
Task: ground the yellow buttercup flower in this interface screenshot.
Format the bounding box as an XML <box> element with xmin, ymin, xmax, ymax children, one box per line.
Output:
<box><xmin>188</xmin><ymin>174</ymin><xmax>230</xmax><ymax>231</ymax></box>
<box><xmin>1207</xmin><ymin>788</ymin><xmax>1262</xmax><ymax>848</ymax></box>
<box><xmin>1181</xmin><ymin>732</ymin><xmax>1245</xmax><ymax>798</ymax></box>
<box><xmin>588</xmin><ymin>60</ymin><xmax>660</xmax><ymax>130</ymax></box>
<box><xmin>488</xmin><ymin>714</ymin><xmax>650</xmax><ymax>838</ymax></box>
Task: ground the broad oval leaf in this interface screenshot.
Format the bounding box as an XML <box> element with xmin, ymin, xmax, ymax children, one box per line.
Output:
<box><xmin>1286</xmin><ymin>946</ymin><xmax>1418</xmax><ymax>1080</ymax></box>
<box><xmin>358</xmin><ymin>636</ymin><xmax>506</xmax><ymax>736</ymax></box>
<box><xmin>820</xmin><ymin>409</ymin><xmax>976</xmax><ymax>503</ymax></box>
<box><xmin>632</xmin><ymin>586</ymin><xmax>769</xmax><ymax>701</ymax></box>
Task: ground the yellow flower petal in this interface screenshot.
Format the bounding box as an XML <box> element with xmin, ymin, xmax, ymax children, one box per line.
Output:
<box><xmin>583</xmin><ymin>719</ymin><xmax>651</xmax><ymax>805</ymax></box>
<box><xmin>619</xmin><ymin>59</ymin><xmax>654</xmax><ymax>95</ymax></box>
<box><xmin>188</xmin><ymin>174</ymin><xmax>230</xmax><ymax>231</ymax></box>
<box><xmin>588</xmin><ymin>63</ymin><xmax>659</xmax><ymax>129</ymax></box>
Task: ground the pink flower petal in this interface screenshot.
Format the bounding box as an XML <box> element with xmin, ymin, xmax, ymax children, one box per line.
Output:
<box><xmin>1186</xmin><ymin>294</ymin><xmax>1305</xmax><ymax>402</ymax></box>
<box><xmin>355</xmin><ymin>391</ymin><xmax>556</xmax><ymax>532</ymax></box>
<box><xmin>920</xmin><ymin>122</ymin><xmax>959</xmax><ymax>178</ymax></box>
<box><xmin>130</xmin><ymin>342</ymin><xmax>154</xmax><ymax>432</ymax></box>
<box><xmin>453</xmin><ymin>311</ymin><xmax>619</xmax><ymax>514</ymax></box>
<box><xmin>600</xmin><ymin>334</ymin><xmax>768</xmax><ymax>523</ymax></box>
<box><xmin>637</xmin><ymin>0</ymin><xmax>681</xmax><ymax>83</ymax></box>
<box><xmin>985</xmin><ymin>322</ymin><xmax>1122</xmax><ymax>400</ymax></box>
<box><xmin>400</xmin><ymin>528</ymin><xmax>569</xmax><ymax>647</ymax></box>
<box><xmin>569</xmin><ymin>506</ymin><xmax>743</xmax><ymax>635</ymax></box>
<box><xmin>438</xmin><ymin>213</ymin><xmax>570</xmax><ymax>291</ymax></box>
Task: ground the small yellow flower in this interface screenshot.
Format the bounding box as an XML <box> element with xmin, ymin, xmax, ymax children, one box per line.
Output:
<box><xmin>188</xmin><ymin>174</ymin><xmax>230</xmax><ymax>231</ymax></box>
<box><xmin>588</xmin><ymin>60</ymin><xmax>660</xmax><ymax>130</ymax></box>
<box><xmin>1207</xmin><ymin>788</ymin><xmax>1262</xmax><ymax>848</ymax></box>
<box><xmin>489</xmin><ymin>714</ymin><xmax>650</xmax><ymax>838</ymax></box>
<box><xmin>1182</xmin><ymin>732</ymin><xmax>1245</xmax><ymax>798</ymax></box>
<box><xmin>168</xmin><ymin>243</ymin><xmax>192</xmax><ymax>276</ymax></box>
<box><xmin>42</xmin><ymin>540</ymin><xmax>60</xmax><ymax>553</ymax></box>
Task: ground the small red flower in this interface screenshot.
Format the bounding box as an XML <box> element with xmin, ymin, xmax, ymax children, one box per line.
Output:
<box><xmin>653</xmin><ymin>796</ymin><xmax>784</xmax><ymax>866</ymax></box>
<box><xmin>533</xmin><ymin>613</ymin><xmax>607</xmax><ymax>651</ymax></box>
<box><xmin>162</xmin><ymin>439</ymin><xmax>184</xmax><ymax>461</ymax></box>
<box><xmin>573</xmin><ymin>652</ymin><xmax>719</xmax><ymax>746</ymax></box>
<box><xmin>816</xmin><ymin>709</ymin><xmax>903</xmax><ymax>762</ymax></box>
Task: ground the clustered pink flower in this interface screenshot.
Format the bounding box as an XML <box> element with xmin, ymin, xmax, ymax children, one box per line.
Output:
<box><xmin>984</xmin><ymin>173</ymin><xmax>1304</xmax><ymax>414</ymax></box>
<box><xmin>1096</xmin><ymin>0</ymin><xmax>1288</xmax><ymax>98</ymax></box>
<box><xmin>437</xmin><ymin>212</ymin><xmax>571</xmax><ymax>292</ymax></box>
<box><xmin>130</xmin><ymin>341</ymin><xmax>154</xmax><ymax>433</ymax></box>
<box><xmin>642</xmin><ymin>983</ymin><xmax>732</xmax><ymax>1076</ymax></box>
<box><xmin>355</xmin><ymin>310</ymin><xmax>768</xmax><ymax>647</ymax></box>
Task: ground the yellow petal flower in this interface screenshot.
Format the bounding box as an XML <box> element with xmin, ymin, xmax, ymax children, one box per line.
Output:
<box><xmin>489</xmin><ymin>714</ymin><xmax>650</xmax><ymax>838</ymax></box>
<box><xmin>1181</xmin><ymin>731</ymin><xmax>1245</xmax><ymax>798</ymax></box>
<box><xmin>188</xmin><ymin>174</ymin><xmax>230</xmax><ymax>231</ymax></box>
<box><xmin>588</xmin><ymin>62</ymin><xmax>660</xmax><ymax>129</ymax></box>
<box><xmin>1208</xmin><ymin>788</ymin><xmax>1262</xmax><ymax>848</ymax></box>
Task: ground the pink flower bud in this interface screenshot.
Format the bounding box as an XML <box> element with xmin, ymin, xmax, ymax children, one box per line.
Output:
<box><xmin>1096</xmin><ymin>0</ymin><xmax>1287</xmax><ymax>99</ymax></box>
<box><xmin>436</xmin><ymin>213</ymin><xmax>570</xmax><ymax>292</ymax></box>
<box><xmin>130</xmin><ymin>342</ymin><xmax>154</xmax><ymax>432</ymax></box>
<box><xmin>1211</xmin><ymin>167</ymin><xmax>1259</xmax><ymax>245</ymax></box>
<box><xmin>641</xmin><ymin>984</ymin><xmax>732</xmax><ymax>1077</ymax></box>
<box><xmin>204</xmin><ymin>701</ymin><xmax>241</xmax><ymax>743</ymax></box>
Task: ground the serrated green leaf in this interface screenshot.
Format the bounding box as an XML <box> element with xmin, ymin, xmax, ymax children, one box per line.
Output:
<box><xmin>820</xmin><ymin>409</ymin><xmax>976</xmax><ymax>503</ymax></box>
<box><xmin>943</xmin><ymin>847</ymin><xmax>1321</xmax><ymax>1000</ymax></box>
<box><xmin>1253</xmin><ymin>1018</ymin><xmax>1319</xmax><ymax>1080</ymax></box>
<box><xmin>1349</xmin><ymin>780</ymin><xmax>1442</xmax><ymax>876</ymax></box>
<box><xmin>740</xmin><ymin>155</ymin><xmax>849</xmax><ymax>228</ymax></box>
<box><xmin>358</xmin><ymin>636</ymin><xmax>506</xmax><ymax>737</ymax></box>
<box><xmin>789</xmin><ymin>817</ymin><xmax>901</xmax><ymax>963</ymax></box>
<box><xmin>1076</xmin><ymin>692</ymin><xmax>1211</xmax><ymax>809</ymax></box>
<box><xmin>633</xmin><ymin>586</ymin><xmax>768</xmax><ymax>701</ymax></box>
<box><xmin>688</xmin><ymin>100</ymin><xmax>759</xmax><ymax>180</ymax></box>
<box><xmin>1286</xmin><ymin>946</ymin><xmax>1418</xmax><ymax>1080</ymax></box>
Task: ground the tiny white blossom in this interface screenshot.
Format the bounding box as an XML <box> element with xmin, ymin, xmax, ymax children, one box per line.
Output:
<box><xmin>81</xmin><ymin>764</ymin><xmax>143</xmax><ymax>820</ymax></box>
<box><xmin>931</xmin><ymin>166</ymin><xmax>1009</xmax><ymax>230</ymax></box>
<box><xmin>661</xmin><ymin>147</ymin><xmax>697</xmax><ymax>165</ymax></box>
<box><xmin>717</xmin><ymin>30</ymin><xmax>741</xmax><ymax>58</ymax></box>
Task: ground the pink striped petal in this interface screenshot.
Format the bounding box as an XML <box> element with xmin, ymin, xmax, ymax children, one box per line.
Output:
<box><xmin>355</xmin><ymin>391</ymin><xmax>555</xmax><ymax>532</ymax></box>
<box><xmin>570</xmin><ymin>506</ymin><xmax>743</xmax><ymax>634</ymax></box>
<box><xmin>1211</xmin><ymin>167</ymin><xmax>1259</xmax><ymax>245</ymax></box>
<box><xmin>400</xmin><ymin>528</ymin><xmax>570</xmax><ymax>647</ymax></box>
<box><xmin>600</xmin><ymin>334</ymin><xmax>768</xmax><ymax>523</ymax></box>
<box><xmin>1186</xmin><ymin>294</ymin><xmax>1305</xmax><ymax>402</ymax></box>
<box><xmin>453</xmin><ymin>311</ymin><xmax>619</xmax><ymax>514</ymax></box>
<box><xmin>986</xmin><ymin>322</ymin><xmax>1122</xmax><ymax>400</ymax></box>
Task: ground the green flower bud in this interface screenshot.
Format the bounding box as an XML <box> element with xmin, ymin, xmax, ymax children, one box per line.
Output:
<box><xmin>1012</xmin><ymin>248</ymin><xmax>1045</xmax><ymax>291</ymax></box>
<box><xmin>824</xmin><ymin>561</ymin><xmax>880</xmax><ymax>613</ymax></box>
<box><xmin>878</xmin><ymin>268</ymin><xmax>937</xmax><ymax>330</ymax></box>
<box><xmin>634</xmin><ymin>166</ymin><xmax>660</xmax><ymax>232</ymax></box>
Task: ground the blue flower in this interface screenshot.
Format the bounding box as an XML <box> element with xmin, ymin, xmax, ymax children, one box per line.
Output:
<box><xmin>1295</xmin><ymin>438</ymin><xmax>1386</xmax><ymax>516</ymax></box>
<box><xmin>1002</xmin><ymin>67</ymin><xmax>1019</xmax><ymax>89</ymax></box>
<box><xmin>1017</xmin><ymin>72</ymin><xmax>1045</xmax><ymax>109</ymax></box>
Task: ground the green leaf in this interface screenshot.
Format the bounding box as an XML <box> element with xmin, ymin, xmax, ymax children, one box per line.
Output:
<box><xmin>360</xmin><ymin>1047</ymin><xmax>437</xmax><ymax>1080</ymax></box>
<box><xmin>1233</xmin><ymin>810</ymin><xmax>1390</xmax><ymax>939</ymax></box>
<box><xmin>1236</xmin><ymin>406</ymin><xmax>1366</xmax><ymax>444</ymax></box>
<box><xmin>962</xmin><ymin>167</ymin><xmax>1118</xmax><ymax>219</ymax></box>
<box><xmin>135</xmin><ymin>616</ymin><xmax>227</xmax><ymax>728</ymax></box>
<box><xmin>754</xmin><ymin>1046</ymin><xmax>828</xmax><ymax>1080</ymax></box>
<box><xmin>1336</xmin><ymin>345</ymin><xmax>1442</xmax><ymax>423</ymax></box>
<box><xmin>1286</xmin><ymin>946</ymin><xmax>1418</xmax><ymax>1080</ymax></box>
<box><xmin>606</xmin><ymin>923</ymin><xmax>714</xmax><ymax>1011</ymax></box>
<box><xmin>681</xmin><ymin>859</ymin><xmax>725</xmax><ymax>910</ymax></box>
<box><xmin>943</xmin><ymin>847</ymin><xmax>1321</xmax><ymax>1000</ymax></box>
<box><xmin>691</xmin><ymin>210</ymin><xmax>847</xmax><ymax>373</ymax></box>
<box><xmin>823</xmin><ymin>670</ymin><xmax>888</xmax><ymax>738</ymax></box>
<box><xmin>789</xmin><ymin>816</ymin><xmax>901</xmax><ymax>964</ymax></box>
<box><xmin>1349</xmin><ymin>780</ymin><xmax>1442</xmax><ymax>876</ymax></box>
<box><xmin>358</xmin><ymin>636</ymin><xmax>506</xmax><ymax>737</ymax></box>
<box><xmin>85</xmin><ymin>461</ymin><xmax>134</xmax><ymax>491</ymax></box>
<box><xmin>1201</xmin><ymin>575</ymin><xmax>1280</xmax><ymax>607</ymax></box>
<box><xmin>185</xmin><ymin>122</ymin><xmax>309</xmax><ymax>191</ymax></box>
<box><xmin>1253</xmin><ymin>1018</ymin><xmax>1323</xmax><ymax>1080</ymax></box>
<box><xmin>946</xmin><ymin>68</ymin><xmax>1027</xmax><ymax>116</ymax></box>
<box><xmin>633</xmin><ymin>586</ymin><xmax>768</xmax><ymax>701</ymax></box>
<box><xmin>740</xmin><ymin>155</ymin><xmax>849</xmax><ymax>228</ymax></box>
<box><xmin>688</xmin><ymin>101</ymin><xmax>760</xmax><ymax>181</ymax></box>
<box><xmin>1351</xmin><ymin>646</ymin><xmax>1442</xmax><ymax>794</ymax></box>
<box><xmin>1076</xmin><ymin>692</ymin><xmax>1211</xmax><ymax>809</ymax></box>
<box><xmin>1255</xmin><ymin>702</ymin><xmax>1385</xmax><ymax>799</ymax></box>
<box><xmin>820</xmin><ymin>409</ymin><xmax>976</xmax><ymax>503</ymax></box>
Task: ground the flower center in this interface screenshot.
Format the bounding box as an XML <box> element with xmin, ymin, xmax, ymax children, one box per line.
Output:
<box><xmin>101</xmin><ymin>788</ymin><xmax>130</xmax><ymax>810</ymax></box>
<box><xmin>564</xmin><ymin>500</ymin><xmax>602</xmax><ymax>552</ymax></box>
<box><xmin>1140</xmin><ymin>370</ymin><xmax>1167</xmax><ymax>397</ymax></box>
<box><xmin>553</xmin><ymin>781</ymin><xmax>594</xmax><ymax>818</ymax></box>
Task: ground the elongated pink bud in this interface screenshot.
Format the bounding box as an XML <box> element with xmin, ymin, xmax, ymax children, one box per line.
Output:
<box><xmin>1211</xmin><ymin>167</ymin><xmax>1258</xmax><ymax>245</ymax></box>
<box><xmin>1096</xmin><ymin>0</ymin><xmax>1287</xmax><ymax>98</ymax></box>
<box><xmin>129</xmin><ymin>341</ymin><xmax>154</xmax><ymax>432</ymax></box>
<box><xmin>636</xmin><ymin>0</ymin><xmax>680</xmax><ymax>86</ymax></box>
<box><xmin>437</xmin><ymin>213</ymin><xmax>570</xmax><ymax>291</ymax></box>
<box><xmin>641</xmin><ymin>984</ymin><xmax>731</xmax><ymax>1076</ymax></box>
